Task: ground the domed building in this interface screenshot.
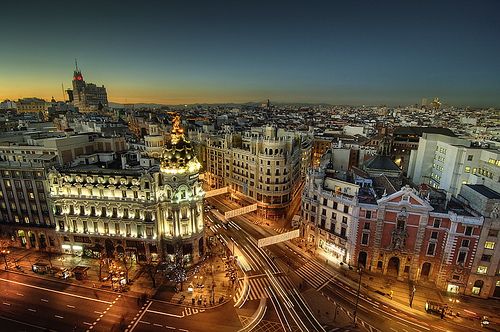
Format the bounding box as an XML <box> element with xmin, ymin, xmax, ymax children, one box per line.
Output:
<box><xmin>48</xmin><ymin>115</ymin><xmax>205</xmax><ymax>265</ymax></box>
<box><xmin>154</xmin><ymin>115</ymin><xmax>205</xmax><ymax>264</ymax></box>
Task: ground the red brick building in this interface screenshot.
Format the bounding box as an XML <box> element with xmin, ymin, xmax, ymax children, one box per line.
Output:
<box><xmin>355</xmin><ymin>186</ymin><xmax>482</xmax><ymax>294</ymax></box>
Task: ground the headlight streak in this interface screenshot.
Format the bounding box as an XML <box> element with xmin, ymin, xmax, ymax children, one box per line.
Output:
<box><xmin>266</xmin><ymin>286</ymin><xmax>293</xmax><ymax>332</ymax></box>
<box><xmin>291</xmin><ymin>288</ymin><xmax>325</xmax><ymax>332</ymax></box>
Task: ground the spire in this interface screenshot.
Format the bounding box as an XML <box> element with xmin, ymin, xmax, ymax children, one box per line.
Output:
<box><xmin>75</xmin><ymin>58</ymin><xmax>79</xmax><ymax>71</ymax></box>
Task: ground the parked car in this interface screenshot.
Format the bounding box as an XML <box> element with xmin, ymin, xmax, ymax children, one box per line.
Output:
<box><xmin>32</xmin><ymin>262</ymin><xmax>50</xmax><ymax>274</ymax></box>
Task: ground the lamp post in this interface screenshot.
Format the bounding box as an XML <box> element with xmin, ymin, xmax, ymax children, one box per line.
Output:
<box><xmin>409</xmin><ymin>285</ymin><xmax>416</xmax><ymax>308</ymax></box>
<box><xmin>353</xmin><ymin>266</ymin><xmax>363</xmax><ymax>326</ymax></box>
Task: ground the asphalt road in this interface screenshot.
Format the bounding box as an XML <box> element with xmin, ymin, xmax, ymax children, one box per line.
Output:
<box><xmin>207</xmin><ymin>195</ymin><xmax>488</xmax><ymax>332</ymax></box>
<box><xmin>0</xmin><ymin>270</ymin><xmax>139</xmax><ymax>332</ymax></box>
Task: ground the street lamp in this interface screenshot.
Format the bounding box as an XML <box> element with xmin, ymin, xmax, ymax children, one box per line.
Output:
<box><xmin>353</xmin><ymin>266</ymin><xmax>363</xmax><ymax>326</ymax></box>
<box><xmin>410</xmin><ymin>285</ymin><xmax>416</xmax><ymax>308</ymax></box>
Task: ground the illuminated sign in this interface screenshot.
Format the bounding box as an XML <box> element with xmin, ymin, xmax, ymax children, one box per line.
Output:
<box><xmin>225</xmin><ymin>204</ymin><xmax>257</xmax><ymax>219</ymax></box>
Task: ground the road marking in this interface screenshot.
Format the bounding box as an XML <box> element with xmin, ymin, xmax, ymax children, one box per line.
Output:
<box><xmin>67</xmin><ymin>305</ymin><xmax>76</xmax><ymax>308</ymax></box>
<box><xmin>2</xmin><ymin>302</ymin><xmax>10</xmax><ymax>306</ymax></box>
<box><xmin>179</xmin><ymin>329</ymin><xmax>189</xmax><ymax>332</ymax></box>
<box><xmin>84</xmin><ymin>322</ymin><xmax>93</xmax><ymax>326</ymax></box>
<box><xmin>16</xmin><ymin>293</ymin><xmax>24</xmax><ymax>296</ymax></box>
<box><xmin>28</xmin><ymin>308</ymin><xmax>37</xmax><ymax>312</ymax></box>
<box><xmin>390</xmin><ymin>328</ymin><xmax>398</xmax><ymax>332</ymax></box>
<box><xmin>127</xmin><ymin>301</ymin><xmax>152</xmax><ymax>332</ymax></box>
<box><xmin>147</xmin><ymin>309</ymin><xmax>185</xmax><ymax>318</ymax></box>
<box><xmin>94</xmin><ymin>311</ymin><xmax>102</xmax><ymax>314</ymax></box>
<box><xmin>0</xmin><ymin>277</ymin><xmax>112</xmax><ymax>304</ymax></box>
<box><xmin>153</xmin><ymin>323</ymin><xmax>163</xmax><ymax>327</ymax></box>
<box><xmin>139</xmin><ymin>321</ymin><xmax>151</xmax><ymax>325</ymax></box>
<box><xmin>0</xmin><ymin>315</ymin><xmax>54</xmax><ymax>331</ymax></box>
<box><xmin>165</xmin><ymin>326</ymin><xmax>175</xmax><ymax>330</ymax></box>
<box><xmin>54</xmin><ymin>315</ymin><xmax>64</xmax><ymax>319</ymax></box>
<box><xmin>41</xmin><ymin>299</ymin><xmax>49</xmax><ymax>302</ymax></box>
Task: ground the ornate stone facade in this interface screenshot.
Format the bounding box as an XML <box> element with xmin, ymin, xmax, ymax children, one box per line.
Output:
<box><xmin>48</xmin><ymin>115</ymin><xmax>205</xmax><ymax>263</ymax></box>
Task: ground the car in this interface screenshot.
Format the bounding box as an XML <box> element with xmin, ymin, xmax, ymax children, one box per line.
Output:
<box><xmin>32</xmin><ymin>262</ymin><xmax>50</xmax><ymax>274</ymax></box>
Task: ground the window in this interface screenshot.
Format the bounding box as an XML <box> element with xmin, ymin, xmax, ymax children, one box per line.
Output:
<box><xmin>481</xmin><ymin>254</ymin><xmax>492</xmax><ymax>262</ymax></box>
<box><xmin>146</xmin><ymin>227</ymin><xmax>153</xmax><ymax>237</ymax></box>
<box><xmin>122</xmin><ymin>190</ymin><xmax>127</xmax><ymax>198</ymax></box>
<box><xmin>365</xmin><ymin>210</ymin><xmax>372</xmax><ymax>219</ymax></box>
<box><xmin>340</xmin><ymin>227</ymin><xmax>346</xmax><ymax>238</ymax></box>
<box><xmin>333</xmin><ymin>202</ymin><xmax>338</xmax><ymax>209</ymax></box>
<box><xmin>343</xmin><ymin>205</ymin><xmax>349</xmax><ymax>213</ymax></box>
<box><xmin>431</xmin><ymin>231</ymin><xmax>438</xmax><ymax>240</ymax></box>
<box><xmin>331</xmin><ymin>212</ymin><xmax>336</xmax><ymax>219</ymax></box>
<box><xmin>115</xmin><ymin>223</ymin><xmax>120</xmax><ymax>234</ymax></box>
<box><xmin>322</xmin><ymin>209</ymin><xmax>326</xmax><ymax>216</ymax></box>
<box><xmin>112</xmin><ymin>208</ymin><xmax>117</xmax><ymax>218</ymax></box>
<box><xmin>93</xmin><ymin>222</ymin><xmax>98</xmax><ymax>233</ymax></box>
<box><xmin>342</xmin><ymin>216</ymin><xmax>348</xmax><ymax>224</ymax></box>
<box><xmin>144</xmin><ymin>182</ymin><xmax>150</xmax><ymax>189</ymax></box>
<box><xmin>467</xmin><ymin>155</ymin><xmax>473</xmax><ymax>161</ymax></box>
<box><xmin>80</xmin><ymin>206</ymin><xmax>85</xmax><ymax>216</ymax></box>
<box><xmin>83</xmin><ymin>220</ymin><xmax>88</xmax><ymax>233</ymax></box>
<box><xmin>72</xmin><ymin>220</ymin><xmax>78</xmax><ymax>232</ymax></box>
<box><xmin>427</xmin><ymin>242</ymin><xmax>436</xmax><ymax>256</ymax></box>
<box><xmin>126</xmin><ymin>224</ymin><xmax>131</xmax><ymax>236</ymax></box>
<box><xmin>364</xmin><ymin>223</ymin><xmax>370</xmax><ymax>230</ymax></box>
<box><xmin>101</xmin><ymin>207</ymin><xmax>106</xmax><ymax>217</ymax></box>
<box><xmin>457</xmin><ymin>251</ymin><xmax>467</xmax><ymax>264</ymax></box>
<box><xmin>104</xmin><ymin>223</ymin><xmax>109</xmax><ymax>234</ymax></box>
<box><xmin>477</xmin><ymin>266</ymin><xmax>488</xmax><ymax>274</ymax></box>
<box><xmin>361</xmin><ymin>233</ymin><xmax>369</xmax><ymax>245</ymax></box>
<box><xmin>465</xmin><ymin>226</ymin><xmax>473</xmax><ymax>236</ymax></box>
<box><xmin>323</xmin><ymin>198</ymin><xmax>328</xmax><ymax>205</ymax></box>
<box><xmin>461</xmin><ymin>239</ymin><xmax>470</xmax><ymax>248</ymax></box>
<box><xmin>484</xmin><ymin>241</ymin><xmax>495</xmax><ymax>249</ymax></box>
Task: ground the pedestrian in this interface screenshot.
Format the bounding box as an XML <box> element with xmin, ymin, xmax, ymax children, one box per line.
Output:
<box><xmin>390</xmin><ymin>290</ymin><xmax>393</xmax><ymax>300</ymax></box>
<box><xmin>440</xmin><ymin>308</ymin><xmax>445</xmax><ymax>319</ymax></box>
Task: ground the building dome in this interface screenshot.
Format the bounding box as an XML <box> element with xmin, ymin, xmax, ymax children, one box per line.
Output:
<box><xmin>160</xmin><ymin>115</ymin><xmax>201</xmax><ymax>174</ymax></box>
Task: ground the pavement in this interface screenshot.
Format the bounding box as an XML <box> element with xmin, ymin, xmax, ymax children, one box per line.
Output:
<box><xmin>289</xmin><ymin>236</ymin><xmax>500</xmax><ymax>331</ymax></box>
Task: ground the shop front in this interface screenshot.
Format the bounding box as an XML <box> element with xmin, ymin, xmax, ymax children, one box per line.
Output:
<box><xmin>318</xmin><ymin>238</ymin><xmax>347</xmax><ymax>264</ymax></box>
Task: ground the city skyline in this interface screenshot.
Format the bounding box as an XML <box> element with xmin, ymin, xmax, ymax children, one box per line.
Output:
<box><xmin>1</xmin><ymin>1</ymin><xmax>500</xmax><ymax>107</ymax></box>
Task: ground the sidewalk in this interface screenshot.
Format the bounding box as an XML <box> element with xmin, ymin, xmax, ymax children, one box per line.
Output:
<box><xmin>288</xmin><ymin>237</ymin><xmax>500</xmax><ymax>330</ymax></box>
<box><xmin>3</xmin><ymin>247</ymin><xmax>150</xmax><ymax>297</ymax></box>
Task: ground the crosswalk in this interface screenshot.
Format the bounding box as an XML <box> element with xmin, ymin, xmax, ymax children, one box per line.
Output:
<box><xmin>295</xmin><ymin>260</ymin><xmax>333</xmax><ymax>289</ymax></box>
<box><xmin>235</xmin><ymin>275</ymin><xmax>296</xmax><ymax>301</ymax></box>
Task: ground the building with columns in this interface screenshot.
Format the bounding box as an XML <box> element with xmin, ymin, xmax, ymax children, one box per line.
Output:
<box><xmin>47</xmin><ymin>116</ymin><xmax>205</xmax><ymax>263</ymax></box>
<box><xmin>301</xmin><ymin>155</ymin><xmax>485</xmax><ymax>294</ymax></box>
<box><xmin>192</xmin><ymin>126</ymin><xmax>309</xmax><ymax>219</ymax></box>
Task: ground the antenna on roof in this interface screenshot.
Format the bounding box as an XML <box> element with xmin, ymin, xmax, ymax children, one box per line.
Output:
<box><xmin>75</xmin><ymin>58</ymin><xmax>79</xmax><ymax>71</ymax></box>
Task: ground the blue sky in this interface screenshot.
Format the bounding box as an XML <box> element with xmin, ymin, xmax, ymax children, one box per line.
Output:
<box><xmin>1</xmin><ymin>0</ymin><xmax>499</xmax><ymax>106</ymax></box>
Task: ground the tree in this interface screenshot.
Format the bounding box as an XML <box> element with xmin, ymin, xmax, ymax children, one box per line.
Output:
<box><xmin>118</xmin><ymin>252</ymin><xmax>134</xmax><ymax>284</ymax></box>
<box><xmin>142</xmin><ymin>257</ymin><xmax>160</xmax><ymax>288</ymax></box>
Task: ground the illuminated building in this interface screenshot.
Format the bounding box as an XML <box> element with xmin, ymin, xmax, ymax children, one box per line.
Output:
<box><xmin>301</xmin><ymin>149</ymin><xmax>485</xmax><ymax>294</ymax></box>
<box><xmin>197</xmin><ymin>126</ymin><xmax>307</xmax><ymax>219</ymax></box>
<box><xmin>67</xmin><ymin>61</ymin><xmax>108</xmax><ymax>113</ymax></box>
<box><xmin>47</xmin><ymin>115</ymin><xmax>205</xmax><ymax>263</ymax></box>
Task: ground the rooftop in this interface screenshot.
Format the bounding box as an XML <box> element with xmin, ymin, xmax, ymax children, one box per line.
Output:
<box><xmin>465</xmin><ymin>184</ymin><xmax>500</xmax><ymax>199</ymax></box>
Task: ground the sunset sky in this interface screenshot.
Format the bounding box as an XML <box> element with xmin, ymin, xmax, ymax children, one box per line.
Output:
<box><xmin>1</xmin><ymin>0</ymin><xmax>499</xmax><ymax>106</ymax></box>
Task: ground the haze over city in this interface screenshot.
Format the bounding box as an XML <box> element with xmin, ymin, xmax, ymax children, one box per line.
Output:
<box><xmin>1</xmin><ymin>0</ymin><xmax>500</xmax><ymax>106</ymax></box>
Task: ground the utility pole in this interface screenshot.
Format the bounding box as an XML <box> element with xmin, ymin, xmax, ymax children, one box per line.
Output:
<box><xmin>353</xmin><ymin>267</ymin><xmax>363</xmax><ymax>326</ymax></box>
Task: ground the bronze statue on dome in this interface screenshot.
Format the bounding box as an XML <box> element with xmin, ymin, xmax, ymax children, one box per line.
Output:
<box><xmin>171</xmin><ymin>115</ymin><xmax>184</xmax><ymax>144</ymax></box>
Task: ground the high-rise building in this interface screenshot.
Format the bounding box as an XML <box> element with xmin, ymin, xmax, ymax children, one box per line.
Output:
<box><xmin>68</xmin><ymin>62</ymin><xmax>108</xmax><ymax>113</ymax></box>
<box><xmin>408</xmin><ymin>133</ymin><xmax>500</xmax><ymax>197</ymax></box>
